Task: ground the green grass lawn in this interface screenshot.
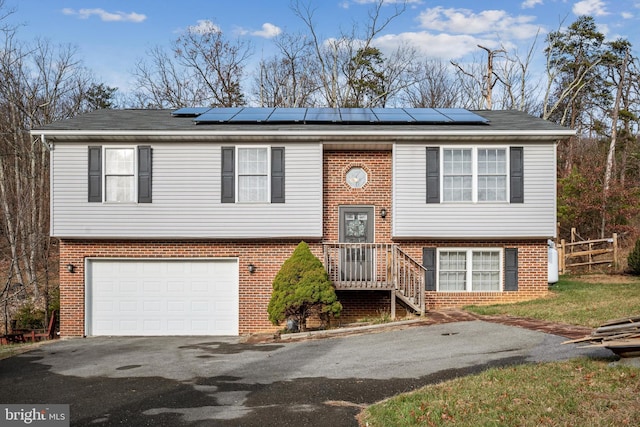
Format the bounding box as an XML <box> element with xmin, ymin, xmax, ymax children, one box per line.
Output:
<box><xmin>359</xmin><ymin>358</ymin><xmax>640</xmax><ymax>427</ymax></box>
<box><xmin>465</xmin><ymin>275</ymin><xmax>640</xmax><ymax>328</ymax></box>
<box><xmin>359</xmin><ymin>275</ymin><xmax>640</xmax><ymax>426</ymax></box>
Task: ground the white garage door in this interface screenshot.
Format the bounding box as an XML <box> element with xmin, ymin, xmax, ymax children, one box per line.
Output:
<box><xmin>87</xmin><ymin>259</ymin><xmax>239</xmax><ymax>336</ymax></box>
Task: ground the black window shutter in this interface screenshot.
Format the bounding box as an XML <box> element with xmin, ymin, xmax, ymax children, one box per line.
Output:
<box><xmin>271</xmin><ymin>147</ymin><xmax>285</xmax><ymax>203</ymax></box>
<box><xmin>138</xmin><ymin>146</ymin><xmax>152</xmax><ymax>203</ymax></box>
<box><xmin>426</xmin><ymin>147</ymin><xmax>440</xmax><ymax>204</ymax></box>
<box><xmin>221</xmin><ymin>147</ymin><xmax>235</xmax><ymax>203</ymax></box>
<box><xmin>423</xmin><ymin>247</ymin><xmax>437</xmax><ymax>291</ymax></box>
<box><xmin>505</xmin><ymin>248</ymin><xmax>519</xmax><ymax>291</ymax></box>
<box><xmin>510</xmin><ymin>147</ymin><xmax>524</xmax><ymax>203</ymax></box>
<box><xmin>88</xmin><ymin>146</ymin><xmax>102</xmax><ymax>202</ymax></box>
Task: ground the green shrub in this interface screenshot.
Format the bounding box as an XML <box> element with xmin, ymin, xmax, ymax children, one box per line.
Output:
<box><xmin>14</xmin><ymin>302</ymin><xmax>45</xmax><ymax>330</ymax></box>
<box><xmin>267</xmin><ymin>241</ymin><xmax>342</xmax><ymax>331</ymax></box>
<box><xmin>627</xmin><ymin>238</ymin><xmax>640</xmax><ymax>275</ymax></box>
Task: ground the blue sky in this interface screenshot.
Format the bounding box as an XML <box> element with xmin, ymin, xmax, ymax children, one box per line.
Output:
<box><xmin>5</xmin><ymin>0</ymin><xmax>640</xmax><ymax>97</ymax></box>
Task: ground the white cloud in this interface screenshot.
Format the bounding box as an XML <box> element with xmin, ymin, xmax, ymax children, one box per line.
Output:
<box><xmin>340</xmin><ymin>0</ymin><xmax>423</xmax><ymax>10</ymax></box>
<box><xmin>251</xmin><ymin>23</ymin><xmax>282</xmax><ymax>39</ymax></box>
<box><xmin>62</xmin><ymin>8</ymin><xmax>146</xmax><ymax>23</ymax></box>
<box><xmin>521</xmin><ymin>0</ymin><xmax>543</xmax><ymax>8</ymax></box>
<box><xmin>572</xmin><ymin>0</ymin><xmax>609</xmax><ymax>16</ymax></box>
<box><xmin>351</xmin><ymin>0</ymin><xmax>423</xmax><ymax>4</ymax></box>
<box><xmin>621</xmin><ymin>11</ymin><xmax>634</xmax><ymax>19</ymax></box>
<box><xmin>187</xmin><ymin>20</ymin><xmax>221</xmax><ymax>35</ymax></box>
<box><xmin>417</xmin><ymin>7</ymin><xmax>541</xmax><ymax>40</ymax></box>
<box><xmin>374</xmin><ymin>31</ymin><xmax>500</xmax><ymax>60</ymax></box>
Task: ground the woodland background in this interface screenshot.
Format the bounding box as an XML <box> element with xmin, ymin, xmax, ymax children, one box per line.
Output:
<box><xmin>1</xmin><ymin>0</ymin><xmax>639</xmax><ymax>330</ymax></box>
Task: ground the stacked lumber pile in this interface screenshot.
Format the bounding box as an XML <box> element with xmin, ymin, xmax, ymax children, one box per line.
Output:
<box><xmin>564</xmin><ymin>315</ymin><xmax>640</xmax><ymax>358</ymax></box>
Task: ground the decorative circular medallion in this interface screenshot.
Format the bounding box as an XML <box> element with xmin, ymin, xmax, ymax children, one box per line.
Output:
<box><xmin>346</xmin><ymin>167</ymin><xmax>367</xmax><ymax>188</ymax></box>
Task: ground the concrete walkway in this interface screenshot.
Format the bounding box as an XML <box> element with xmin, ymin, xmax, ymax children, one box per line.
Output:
<box><xmin>251</xmin><ymin>309</ymin><xmax>594</xmax><ymax>343</ymax></box>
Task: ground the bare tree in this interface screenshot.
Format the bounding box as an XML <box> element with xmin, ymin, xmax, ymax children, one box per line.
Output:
<box><xmin>400</xmin><ymin>59</ymin><xmax>462</xmax><ymax>108</ymax></box>
<box><xmin>291</xmin><ymin>0</ymin><xmax>408</xmax><ymax>107</ymax></box>
<box><xmin>174</xmin><ymin>21</ymin><xmax>252</xmax><ymax>107</ymax></box>
<box><xmin>601</xmin><ymin>41</ymin><xmax>631</xmax><ymax>237</ymax></box>
<box><xmin>0</xmin><ymin>14</ymin><xmax>105</xmax><ymax>331</ymax></box>
<box><xmin>132</xmin><ymin>46</ymin><xmax>210</xmax><ymax>108</ymax></box>
<box><xmin>253</xmin><ymin>31</ymin><xmax>318</xmax><ymax>107</ymax></box>
<box><xmin>494</xmin><ymin>34</ymin><xmax>543</xmax><ymax>114</ymax></box>
<box><xmin>450</xmin><ymin>55</ymin><xmax>487</xmax><ymax>110</ymax></box>
<box><xmin>133</xmin><ymin>20</ymin><xmax>252</xmax><ymax>108</ymax></box>
<box><xmin>451</xmin><ymin>45</ymin><xmax>507</xmax><ymax>110</ymax></box>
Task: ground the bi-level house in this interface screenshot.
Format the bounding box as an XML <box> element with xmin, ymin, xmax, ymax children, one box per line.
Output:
<box><xmin>32</xmin><ymin>107</ymin><xmax>574</xmax><ymax>337</ymax></box>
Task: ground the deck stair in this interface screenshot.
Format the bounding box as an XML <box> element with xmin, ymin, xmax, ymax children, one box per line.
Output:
<box><xmin>323</xmin><ymin>243</ymin><xmax>426</xmax><ymax>317</ymax></box>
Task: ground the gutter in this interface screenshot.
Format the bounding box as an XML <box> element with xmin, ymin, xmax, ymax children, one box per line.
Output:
<box><xmin>31</xmin><ymin>129</ymin><xmax>576</xmax><ymax>138</ymax></box>
<box><xmin>31</xmin><ymin>129</ymin><xmax>576</xmax><ymax>144</ymax></box>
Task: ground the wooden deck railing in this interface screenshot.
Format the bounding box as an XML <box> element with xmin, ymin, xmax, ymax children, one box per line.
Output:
<box><xmin>393</xmin><ymin>246</ymin><xmax>426</xmax><ymax>315</ymax></box>
<box><xmin>323</xmin><ymin>243</ymin><xmax>425</xmax><ymax>314</ymax></box>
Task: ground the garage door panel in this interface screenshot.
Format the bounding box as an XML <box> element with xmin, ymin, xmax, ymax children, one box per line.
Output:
<box><xmin>143</xmin><ymin>281</ymin><xmax>161</xmax><ymax>292</ymax></box>
<box><xmin>191</xmin><ymin>281</ymin><xmax>209</xmax><ymax>293</ymax></box>
<box><xmin>119</xmin><ymin>320</ymin><xmax>137</xmax><ymax>332</ymax></box>
<box><xmin>119</xmin><ymin>301</ymin><xmax>137</xmax><ymax>312</ymax></box>
<box><xmin>167</xmin><ymin>301</ymin><xmax>185</xmax><ymax>313</ymax></box>
<box><xmin>119</xmin><ymin>281</ymin><xmax>137</xmax><ymax>293</ymax></box>
<box><xmin>167</xmin><ymin>281</ymin><xmax>184</xmax><ymax>292</ymax></box>
<box><xmin>88</xmin><ymin>259</ymin><xmax>239</xmax><ymax>336</ymax></box>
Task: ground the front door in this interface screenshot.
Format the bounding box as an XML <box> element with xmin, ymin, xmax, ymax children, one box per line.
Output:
<box><xmin>339</xmin><ymin>206</ymin><xmax>374</xmax><ymax>281</ymax></box>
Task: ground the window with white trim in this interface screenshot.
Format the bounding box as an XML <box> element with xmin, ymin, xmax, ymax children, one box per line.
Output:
<box><xmin>237</xmin><ymin>147</ymin><xmax>269</xmax><ymax>202</ymax></box>
<box><xmin>477</xmin><ymin>148</ymin><xmax>507</xmax><ymax>201</ymax></box>
<box><xmin>104</xmin><ymin>147</ymin><xmax>136</xmax><ymax>202</ymax></box>
<box><xmin>442</xmin><ymin>148</ymin><xmax>507</xmax><ymax>202</ymax></box>
<box><xmin>438</xmin><ymin>249</ymin><xmax>502</xmax><ymax>292</ymax></box>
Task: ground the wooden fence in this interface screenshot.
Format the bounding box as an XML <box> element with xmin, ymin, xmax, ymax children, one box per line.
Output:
<box><xmin>557</xmin><ymin>229</ymin><xmax>618</xmax><ymax>274</ymax></box>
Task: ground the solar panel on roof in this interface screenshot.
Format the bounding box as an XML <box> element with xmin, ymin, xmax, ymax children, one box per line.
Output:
<box><xmin>171</xmin><ymin>107</ymin><xmax>211</xmax><ymax>117</ymax></box>
<box><xmin>436</xmin><ymin>108</ymin><xmax>489</xmax><ymax>123</ymax></box>
<box><xmin>371</xmin><ymin>108</ymin><xmax>415</xmax><ymax>123</ymax></box>
<box><xmin>267</xmin><ymin>108</ymin><xmax>308</xmax><ymax>123</ymax></box>
<box><xmin>339</xmin><ymin>108</ymin><xmax>378</xmax><ymax>123</ymax></box>
<box><xmin>228</xmin><ymin>107</ymin><xmax>275</xmax><ymax>122</ymax></box>
<box><xmin>404</xmin><ymin>108</ymin><xmax>452</xmax><ymax>123</ymax></box>
<box><xmin>180</xmin><ymin>107</ymin><xmax>488</xmax><ymax>125</ymax></box>
<box><xmin>304</xmin><ymin>108</ymin><xmax>341</xmax><ymax>122</ymax></box>
<box><xmin>193</xmin><ymin>107</ymin><xmax>243</xmax><ymax>123</ymax></box>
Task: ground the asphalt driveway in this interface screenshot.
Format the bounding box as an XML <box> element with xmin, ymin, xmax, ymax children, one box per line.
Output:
<box><xmin>0</xmin><ymin>320</ymin><xmax>609</xmax><ymax>426</ymax></box>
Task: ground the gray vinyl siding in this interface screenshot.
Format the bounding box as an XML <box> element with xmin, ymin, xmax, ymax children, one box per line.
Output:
<box><xmin>50</xmin><ymin>142</ymin><xmax>322</xmax><ymax>239</ymax></box>
<box><xmin>393</xmin><ymin>142</ymin><xmax>556</xmax><ymax>239</ymax></box>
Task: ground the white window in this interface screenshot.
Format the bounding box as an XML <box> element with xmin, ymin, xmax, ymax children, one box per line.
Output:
<box><xmin>443</xmin><ymin>149</ymin><xmax>472</xmax><ymax>202</ymax></box>
<box><xmin>477</xmin><ymin>149</ymin><xmax>507</xmax><ymax>202</ymax></box>
<box><xmin>438</xmin><ymin>249</ymin><xmax>502</xmax><ymax>292</ymax></box>
<box><xmin>442</xmin><ymin>148</ymin><xmax>507</xmax><ymax>202</ymax></box>
<box><xmin>237</xmin><ymin>147</ymin><xmax>269</xmax><ymax>202</ymax></box>
<box><xmin>439</xmin><ymin>250</ymin><xmax>468</xmax><ymax>291</ymax></box>
<box><xmin>104</xmin><ymin>147</ymin><xmax>135</xmax><ymax>202</ymax></box>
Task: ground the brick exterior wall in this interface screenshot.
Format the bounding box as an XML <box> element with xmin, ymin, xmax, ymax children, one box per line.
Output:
<box><xmin>59</xmin><ymin>240</ymin><xmax>319</xmax><ymax>337</ymax></box>
<box><xmin>323</xmin><ymin>150</ymin><xmax>393</xmax><ymax>242</ymax></box>
<box><xmin>58</xmin><ymin>149</ymin><xmax>550</xmax><ymax>337</ymax></box>
<box><xmin>396</xmin><ymin>240</ymin><xmax>549</xmax><ymax>309</ymax></box>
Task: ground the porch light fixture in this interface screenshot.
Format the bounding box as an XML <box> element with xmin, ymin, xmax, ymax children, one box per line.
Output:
<box><xmin>248</xmin><ymin>263</ymin><xmax>256</xmax><ymax>274</ymax></box>
<box><xmin>66</xmin><ymin>264</ymin><xmax>75</xmax><ymax>273</ymax></box>
<box><xmin>380</xmin><ymin>208</ymin><xmax>387</xmax><ymax>219</ymax></box>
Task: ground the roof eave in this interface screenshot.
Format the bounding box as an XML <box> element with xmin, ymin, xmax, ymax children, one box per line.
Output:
<box><xmin>32</xmin><ymin>129</ymin><xmax>576</xmax><ymax>143</ymax></box>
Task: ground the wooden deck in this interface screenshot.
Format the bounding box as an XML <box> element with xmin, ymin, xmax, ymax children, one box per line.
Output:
<box><xmin>323</xmin><ymin>243</ymin><xmax>426</xmax><ymax>315</ymax></box>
